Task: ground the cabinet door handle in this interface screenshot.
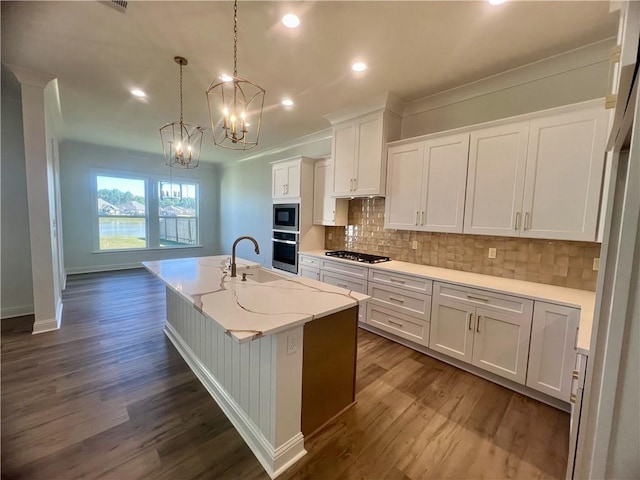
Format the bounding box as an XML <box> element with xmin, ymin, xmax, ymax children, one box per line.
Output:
<box><xmin>467</xmin><ymin>295</ymin><xmax>489</xmax><ymax>302</ymax></box>
<box><xmin>350</xmin><ymin>179</ymin><xmax>354</xmax><ymax>191</ymax></box>
<box><xmin>421</xmin><ymin>211</ymin><xmax>425</xmax><ymax>226</ymax></box>
<box><xmin>476</xmin><ymin>315</ymin><xmax>481</xmax><ymax>333</ymax></box>
<box><xmin>282</xmin><ymin>185</ymin><xmax>285</xmax><ymax>195</ymax></box>
<box><xmin>515</xmin><ymin>212</ymin><xmax>521</xmax><ymax>230</ymax></box>
<box><xmin>524</xmin><ymin>212</ymin><xmax>530</xmax><ymax>230</ymax></box>
<box><xmin>468</xmin><ymin>312</ymin><xmax>473</xmax><ymax>331</ymax></box>
<box><xmin>416</xmin><ymin>211</ymin><xmax>419</xmax><ymax>225</ymax></box>
<box><xmin>574</xmin><ymin>326</ymin><xmax>580</xmax><ymax>350</ymax></box>
<box><xmin>353</xmin><ymin>178</ymin><xmax>357</xmax><ymax>191</ymax></box>
<box><xmin>389</xmin><ymin>296</ymin><xmax>405</xmax><ymax>303</ymax></box>
<box><xmin>388</xmin><ymin>319</ymin><xmax>403</xmax><ymax>327</ymax></box>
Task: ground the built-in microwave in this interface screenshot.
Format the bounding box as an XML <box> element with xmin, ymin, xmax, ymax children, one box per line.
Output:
<box><xmin>273</xmin><ymin>203</ymin><xmax>299</xmax><ymax>232</ymax></box>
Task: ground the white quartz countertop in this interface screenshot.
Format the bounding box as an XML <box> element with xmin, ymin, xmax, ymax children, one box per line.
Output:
<box><xmin>301</xmin><ymin>250</ymin><xmax>595</xmax><ymax>354</ymax></box>
<box><xmin>143</xmin><ymin>256</ymin><xmax>369</xmax><ymax>343</ymax></box>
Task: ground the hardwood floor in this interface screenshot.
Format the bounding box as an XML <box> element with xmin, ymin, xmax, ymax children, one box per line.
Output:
<box><xmin>1</xmin><ymin>269</ymin><xmax>569</xmax><ymax>479</ymax></box>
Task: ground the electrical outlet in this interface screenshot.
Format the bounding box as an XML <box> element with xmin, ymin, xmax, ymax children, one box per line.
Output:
<box><xmin>412</xmin><ymin>240</ymin><xmax>418</xmax><ymax>250</ymax></box>
<box><xmin>593</xmin><ymin>257</ymin><xmax>600</xmax><ymax>271</ymax></box>
<box><xmin>488</xmin><ymin>248</ymin><xmax>497</xmax><ymax>259</ymax></box>
<box><xmin>328</xmin><ymin>232</ymin><xmax>333</xmax><ymax>240</ymax></box>
<box><xmin>286</xmin><ymin>335</ymin><xmax>297</xmax><ymax>355</ymax></box>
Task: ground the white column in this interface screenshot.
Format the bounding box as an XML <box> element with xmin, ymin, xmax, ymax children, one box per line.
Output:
<box><xmin>8</xmin><ymin>65</ymin><xmax>64</xmax><ymax>334</ymax></box>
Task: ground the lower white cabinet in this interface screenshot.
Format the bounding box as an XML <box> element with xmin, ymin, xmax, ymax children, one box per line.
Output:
<box><xmin>367</xmin><ymin>303</ymin><xmax>430</xmax><ymax>347</ymax></box>
<box><xmin>526</xmin><ymin>301</ymin><xmax>580</xmax><ymax>401</ymax></box>
<box><xmin>317</xmin><ymin>258</ymin><xmax>368</xmax><ymax>323</ymax></box>
<box><xmin>299</xmin><ymin>265</ymin><xmax>319</xmax><ymax>280</ymax></box>
<box><xmin>430</xmin><ymin>282</ymin><xmax>533</xmax><ymax>384</ymax></box>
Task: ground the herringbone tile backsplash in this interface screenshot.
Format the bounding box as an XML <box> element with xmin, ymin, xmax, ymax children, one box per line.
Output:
<box><xmin>324</xmin><ymin>198</ymin><xmax>601</xmax><ymax>291</ymax></box>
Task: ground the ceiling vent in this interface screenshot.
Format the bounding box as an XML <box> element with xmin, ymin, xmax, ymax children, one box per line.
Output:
<box><xmin>99</xmin><ymin>0</ymin><xmax>128</xmax><ymax>13</ymax></box>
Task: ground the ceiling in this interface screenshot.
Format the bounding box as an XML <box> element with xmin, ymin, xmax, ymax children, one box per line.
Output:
<box><xmin>1</xmin><ymin>1</ymin><xmax>617</xmax><ymax>164</ymax></box>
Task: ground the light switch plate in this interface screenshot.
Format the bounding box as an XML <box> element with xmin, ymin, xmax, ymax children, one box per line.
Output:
<box><xmin>488</xmin><ymin>248</ymin><xmax>497</xmax><ymax>259</ymax></box>
<box><xmin>593</xmin><ymin>257</ymin><xmax>600</xmax><ymax>271</ymax></box>
<box><xmin>286</xmin><ymin>335</ymin><xmax>297</xmax><ymax>355</ymax></box>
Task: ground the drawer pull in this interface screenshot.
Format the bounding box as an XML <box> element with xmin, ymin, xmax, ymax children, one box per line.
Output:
<box><xmin>467</xmin><ymin>295</ymin><xmax>489</xmax><ymax>302</ymax></box>
<box><xmin>388</xmin><ymin>319</ymin><xmax>403</xmax><ymax>327</ymax></box>
<box><xmin>468</xmin><ymin>312</ymin><xmax>473</xmax><ymax>331</ymax></box>
<box><xmin>389</xmin><ymin>277</ymin><xmax>406</xmax><ymax>284</ymax></box>
<box><xmin>337</xmin><ymin>283</ymin><xmax>349</xmax><ymax>288</ymax></box>
<box><xmin>389</xmin><ymin>296</ymin><xmax>405</xmax><ymax>303</ymax></box>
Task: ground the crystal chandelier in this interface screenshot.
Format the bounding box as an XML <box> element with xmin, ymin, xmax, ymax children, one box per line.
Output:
<box><xmin>206</xmin><ymin>0</ymin><xmax>265</xmax><ymax>150</ymax></box>
<box><xmin>160</xmin><ymin>56</ymin><xmax>205</xmax><ymax>169</ymax></box>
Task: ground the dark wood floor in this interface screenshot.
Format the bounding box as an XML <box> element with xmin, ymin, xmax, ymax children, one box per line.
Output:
<box><xmin>1</xmin><ymin>269</ymin><xmax>569</xmax><ymax>479</ymax></box>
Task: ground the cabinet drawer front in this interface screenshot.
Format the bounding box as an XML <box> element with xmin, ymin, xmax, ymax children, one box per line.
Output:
<box><xmin>368</xmin><ymin>269</ymin><xmax>433</xmax><ymax>294</ymax></box>
<box><xmin>368</xmin><ymin>282</ymin><xmax>431</xmax><ymax>320</ymax></box>
<box><xmin>319</xmin><ymin>271</ymin><xmax>367</xmax><ymax>294</ymax></box>
<box><xmin>367</xmin><ymin>303</ymin><xmax>429</xmax><ymax>347</ymax></box>
<box><xmin>435</xmin><ymin>282</ymin><xmax>533</xmax><ymax>316</ymax></box>
<box><xmin>321</xmin><ymin>259</ymin><xmax>368</xmax><ymax>279</ymax></box>
<box><xmin>299</xmin><ymin>265</ymin><xmax>320</xmax><ymax>281</ymax></box>
<box><xmin>299</xmin><ymin>255</ymin><xmax>320</xmax><ymax>268</ymax></box>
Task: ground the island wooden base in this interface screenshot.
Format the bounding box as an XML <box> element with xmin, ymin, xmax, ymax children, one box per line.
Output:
<box><xmin>302</xmin><ymin>306</ymin><xmax>358</xmax><ymax>437</ymax></box>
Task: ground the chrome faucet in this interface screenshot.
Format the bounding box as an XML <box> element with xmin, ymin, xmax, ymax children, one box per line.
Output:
<box><xmin>231</xmin><ymin>236</ymin><xmax>260</xmax><ymax>277</ymax></box>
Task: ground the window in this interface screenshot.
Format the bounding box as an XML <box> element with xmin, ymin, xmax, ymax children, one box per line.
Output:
<box><xmin>159</xmin><ymin>181</ymin><xmax>199</xmax><ymax>247</ymax></box>
<box><xmin>97</xmin><ymin>175</ymin><xmax>147</xmax><ymax>250</ymax></box>
<box><xmin>94</xmin><ymin>172</ymin><xmax>200</xmax><ymax>251</ymax></box>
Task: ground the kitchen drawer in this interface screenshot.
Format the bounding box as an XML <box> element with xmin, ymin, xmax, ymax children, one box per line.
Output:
<box><xmin>435</xmin><ymin>282</ymin><xmax>533</xmax><ymax>317</ymax></box>
<box><xmin>320</xmin><ymin>271</ymin><xmax>367</xmax><ymax>294</ymax></box>
<box><xmin>299</xmin><ymin>265</ymin><xmax>320</xmax><ymax>281</ymax></box>
<box><xmin>299</xmin><ymin>255</ymin><xmax>320</xmax><ymax>268</ymax></box>
<box><xmin>368</xmin><ymin>269</ymin><xmax>433</xmax><ymax>295</ymax></box>
<box><xmin>321</xmin><ymin>258</ymin><xmax>368</xmax><ymax>279</ymax></box>
<box><xmin>367</xmin><ymin>303</ymin><xmax>429</xmax><ymax>347</ymax></box>
<box><xmin>368</xmin><ymin>282</ymin><xmax>431</xmax><ymax>320</ymax></box>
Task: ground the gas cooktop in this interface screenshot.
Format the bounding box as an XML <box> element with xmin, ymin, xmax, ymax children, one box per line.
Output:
<box><xmin>325</xmin><ymin>250</ymin><xmax>390</xmax><ymax>264</ymax></box>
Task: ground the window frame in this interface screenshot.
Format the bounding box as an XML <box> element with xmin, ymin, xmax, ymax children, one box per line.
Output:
<box><xmin>91</xmin><ymin>168</ymin><xmax>203</xmax><ymax>253</ymax></box>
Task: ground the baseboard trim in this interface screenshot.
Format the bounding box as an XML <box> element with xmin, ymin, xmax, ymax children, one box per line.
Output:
<box><xmin>359</xmin><ymin>322</ymin><xmax>570</xmax><ymax>413</ymax></box>
<box><xmin>32</xmin><ymin>299</ymin><xmax>63</xmax><ymax>334</ymax></box>
<box><xmin>164</xmin><ymin>322</ymin><xmax>306</xmax><ymax>479</ymax></box>
<box><xmin>1</xmin><ymin>305</ymin><xmax>34</xmax><ymax>319</ymax></box>
<box><xmin>66</xmin><ymin>263</ymin><xmax>143</xmax><ymax>275</ymax></box>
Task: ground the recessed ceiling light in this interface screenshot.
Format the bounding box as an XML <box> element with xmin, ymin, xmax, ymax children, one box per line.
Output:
<box><xmin>488</xmin><ymin>0</ymin><xmax>507</xmax><ymax>5</ymax></box>
<box><xmin>131</xmin><ymin>89</ymin><xmax>146</xmax><ymax>98</ymax></box>
<box><xmin>352</xmin><ymin>62</ymin><xmax>367</xmax><ymax>72</ymax></box>
<box><xmin>282</xmin><ymin>99</ymin><xmax>294</xmax><ymax>107</ymax></box>
<box><xmin>282</xmin><ymin>14</ymin><xmax>300</xmax><ymax>28</ymax></box>
<box><xmin>220</xmin><ymin>74</ymin><xmax>233</xmax><ymax>82</ymax></box>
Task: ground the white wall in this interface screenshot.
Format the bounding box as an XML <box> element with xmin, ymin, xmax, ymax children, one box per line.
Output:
<box><xmin>401</xmin><ymin>39</ymin><xmax>612</xmax><ymax>138</ymax></box>
<box><xmin>1</xmin><ymin>65</ymin><xmax>34</xmax><ymax>318</ymax></box>
<box><xmin>219</xmin><ymin>131</ymin><xmax>331</xmax><ymax>267</ymax></box>
<box><xmin>59</xmin><ymin>140</ymin><xmax>221</xmax><ymax>273</ymax></box>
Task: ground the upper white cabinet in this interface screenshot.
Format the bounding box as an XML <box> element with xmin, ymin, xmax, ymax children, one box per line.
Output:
<box><xmin>386</xmin><ymin>133</ymin><xmax>469</xmax><ymax>233</ymax></box>
<box><xmin>329</xmin><ymin>106</ymin><xmax>401</xmax><ymax>198</ymax></box>
<box><xmin>272</xmin><ymin>159</ymin><xmax>301</xmax><ymax>200</ymax></box>
<box><xmin>464</xmin><ymin>123</ymin><xmax>529</xmax><ymax>237</ymax></box>
<box><xmin>313</xmin><ymin>158</ymin><xmax>348</xmax><ymax>226</ymax></box>
<box><xmin>463</xmin><ymin>104</ymin><xmax>608</xmax><ymax>241</ymax></box>
<box><xmin>522</xmin><ymin>108</ymin><xmax>609</xmax><ymax>241</ymax></box>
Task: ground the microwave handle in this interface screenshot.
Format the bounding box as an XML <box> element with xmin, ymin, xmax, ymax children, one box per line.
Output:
<box><xmin>272</xmin><ymin>238</ymin><xmax>298</xmax><ymax>245</ymax></box>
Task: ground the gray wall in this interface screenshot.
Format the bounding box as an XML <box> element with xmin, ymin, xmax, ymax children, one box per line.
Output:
<box><xmin>218</xmin><ymin>131</ymin><xmax>331</xmax><ymax>267</ymax></box>
<box><xmin>1</xmin><ymin>64</ymin><xmax>34</xmax><ymax>318</ymax></box>
<box><xmin>59</xmin><ymin>140</ymin><xmax>221</xmax><ymax>273</ymax></box>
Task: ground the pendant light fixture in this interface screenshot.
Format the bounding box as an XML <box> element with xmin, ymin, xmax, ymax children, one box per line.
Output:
<box><xmin>160</xmin><ymin>56</ymin><xmax>205</xmax><ymax>169</ymax></box>
<box><xmin>206</xmin><ymin>0</ymin><xmax>265</xmax><ymax>150</ymax></box>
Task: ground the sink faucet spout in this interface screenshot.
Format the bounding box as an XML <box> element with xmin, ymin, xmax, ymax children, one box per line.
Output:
<box><xmin>231</xmin><ymin>236</ymin><xmax>261</xmax><ymax>277</ymax></box>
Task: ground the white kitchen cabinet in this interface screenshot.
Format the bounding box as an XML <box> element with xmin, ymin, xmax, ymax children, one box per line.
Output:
<box><xmin>522</xmin><ymin>107</ymin><xmax>609</xmax><ymax>241</ymax></box>
<box><xmin>527</xmin><ymin>301</ymin><xmax>580</xmax><ymax>401</ymax></box>
<box><xmin>299</xmin><ymin>265</ymin><xmax>320</xmax><ymax>281</ymax></box>
<box><xmin>367</xmin><ymin>302</ymin><xmax>430</xmax><ymax>347</ymax></box>
<box><xmin>272</xmin><ymin>158</ymin><xmax>301</xmax><ymax>200</ymax></box>
<box><xmin>331</xmin><ymin>110</ymin><xmax>400</xmax><ymax>197</ymax></box>
<box><xmin>313</xmin><ymin>158</ymin><xmax>348</xmax><ymax>226</ymax></box>
<box><xmin>385</xmin><ymin>134</ymin><xmax>469</xmax><ymax>233</ymax></box>
<box><xmin>464</xmin><ymin>122</ymin><xmax>529</xmax><ymax>236</ymax></box>
<box><xmin>319</xmin><ymin>258</ymin><xmax>368</xmax><ymax>323</ymax></box>
<box><xmin>430</xmin><ymin>282</ymin><xmax>534</xmax><ymax>384</ymax></box>
<box><xmin>463</xmin><ymin>105</ymin><xmax>608</xmax><ymax>241</ymax></box>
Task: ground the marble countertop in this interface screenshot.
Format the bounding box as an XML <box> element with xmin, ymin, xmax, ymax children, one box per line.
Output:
<box><xmin>301</xmin><ymin>250</ymin><xmax>595</xmax><ymax>354</ymax></box>
<box><xmin>143</xmin><ymin>256</ymin><xmax>369</xmax><ymax>343</ymax></box>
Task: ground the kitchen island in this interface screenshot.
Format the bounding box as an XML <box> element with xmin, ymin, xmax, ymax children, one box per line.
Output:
<box><xmin>143</xmin><ymin>256</ymin><xmax>369</xmax><ymax>479</ymax></box>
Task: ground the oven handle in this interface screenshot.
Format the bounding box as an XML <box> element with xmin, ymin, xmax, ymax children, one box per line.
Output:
<box><xmin>272</xmin><ymin>238</ymin><xmax>298</xmax><ymax>245</ymax></box>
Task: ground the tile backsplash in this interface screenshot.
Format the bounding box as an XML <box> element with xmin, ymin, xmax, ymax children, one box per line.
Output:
<box><xmin>324</xmin><ymin>198</ymin><xmax>601</xmax><ymax>291</ymax></box>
